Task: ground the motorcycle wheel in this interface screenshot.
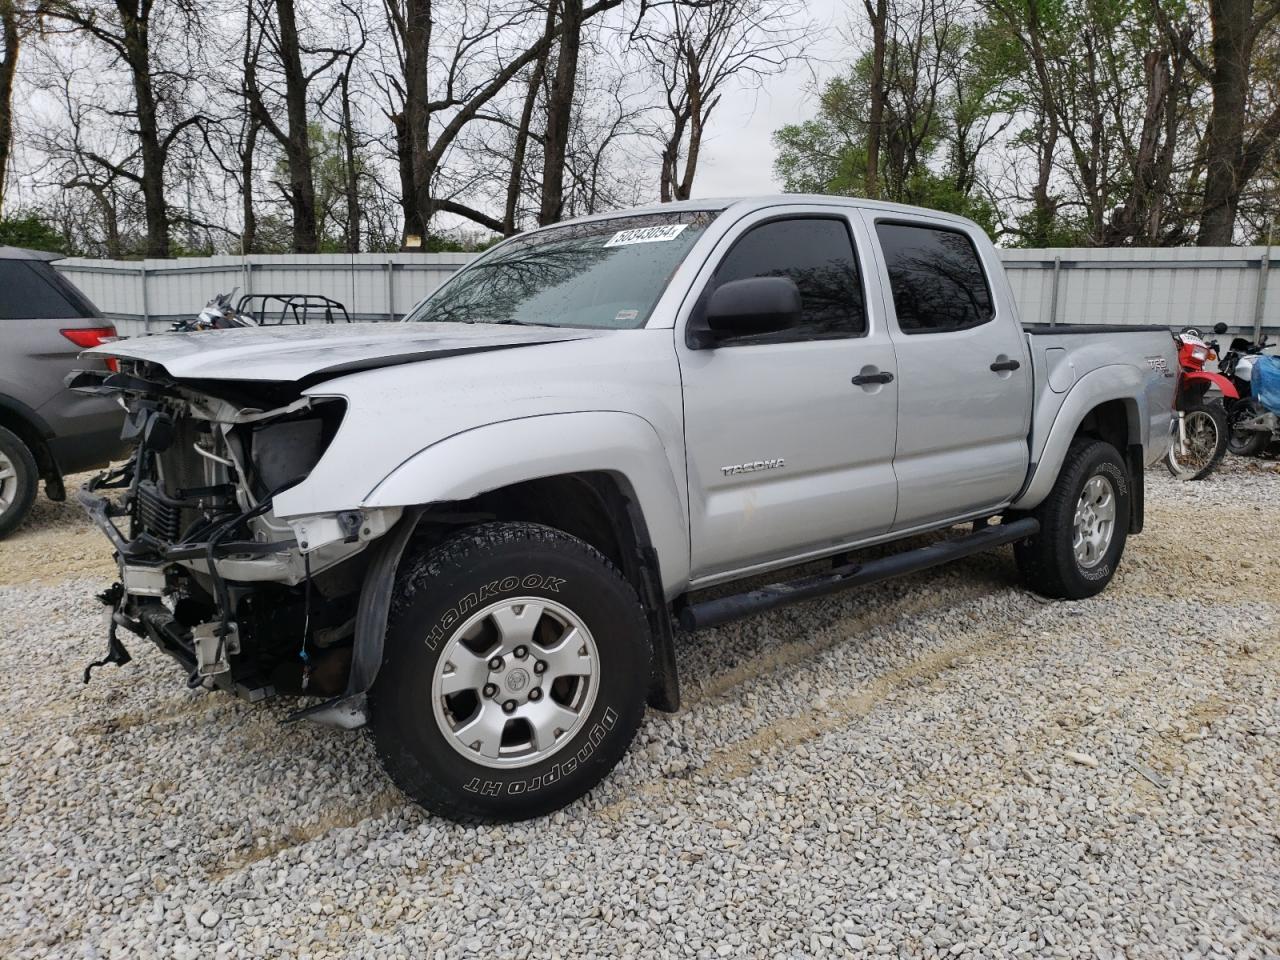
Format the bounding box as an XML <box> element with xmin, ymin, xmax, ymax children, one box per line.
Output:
<box><xmin>1226</xmin><ymin>404</ymin><xmax>1269</xmax><ymax>457</ymax></box>
<box><xmin>1166</xmin><ymin>402</ymin><xmax>1228</xmax><ymax>481</ymax></box>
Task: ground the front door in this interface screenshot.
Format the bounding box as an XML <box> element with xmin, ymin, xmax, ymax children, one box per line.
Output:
<box><xmin>865</xmin><ymin>217</ymin><xmax>1031</xmax><ymax>530</ymax></box>
<box><xmin>678</xmin><ymin>209</ymin><xmax>899</xmax><ymax>581</ymax></box>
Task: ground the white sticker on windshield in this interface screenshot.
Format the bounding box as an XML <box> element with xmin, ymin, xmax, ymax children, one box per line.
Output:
<box><xmin>604</xmin><ymin>224</ymin><xmax>688</xmax><ymax>247</ymax></box>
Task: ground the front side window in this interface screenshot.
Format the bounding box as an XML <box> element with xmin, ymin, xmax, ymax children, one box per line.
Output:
<box><xmin>405</xmin><ymin>210</ymin><xmax>720</xmax><ymax>329</ymax></box>
<box><xmin>875</xmin><ymin>222</ymin><xmax>994</xmax><ymax>333</ymax></box>
<box><xmin>704</xmin><ymin>217</ymin><xmax>867</xmax><ymax>345</ymax></box>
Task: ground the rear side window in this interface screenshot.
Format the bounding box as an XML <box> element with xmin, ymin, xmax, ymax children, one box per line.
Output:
<box><xmin>0</xmin><ymin>260</ymin><xmax>99</xmax><ymax>320</ymax></box>
<box><xmin>875</xmin><ymin>223</ymin><xmax>994</xmax><ymax>333</ymax></box>
<box><xmin>707</xmin><ymin>217</ymin><xmax>867</xmax><ymax>344</ymax></box>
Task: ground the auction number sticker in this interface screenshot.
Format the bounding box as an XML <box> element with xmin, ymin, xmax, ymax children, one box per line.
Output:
<box><xmin>604</xmin><ymin>224</ymin><xmax>688</xmax><ymax>247</ymax></box>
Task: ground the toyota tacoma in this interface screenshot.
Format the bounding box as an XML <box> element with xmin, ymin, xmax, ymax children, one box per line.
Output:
<box><xmin>72</xmin><ymin>197</ymin><xmax>1178</xmax><ymax>821</ymax></box>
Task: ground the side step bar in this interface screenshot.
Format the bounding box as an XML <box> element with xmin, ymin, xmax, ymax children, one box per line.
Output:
<box><xmin>677</xmin><ymin>517</ymin><xmax>1040</xmax><ymax>631</ymax></box>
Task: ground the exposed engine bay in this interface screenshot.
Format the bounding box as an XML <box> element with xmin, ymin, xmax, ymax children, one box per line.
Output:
<box><xmin>72</xmin><ymin>360</ymin><xmax>400</xmax><ymax>704</ymax></box>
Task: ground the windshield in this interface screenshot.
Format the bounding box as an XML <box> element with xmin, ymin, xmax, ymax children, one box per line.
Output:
<box><xmin>405</xmin><ymin>210</ymin><xmax>721</xmax><ymax>329</ymax></box>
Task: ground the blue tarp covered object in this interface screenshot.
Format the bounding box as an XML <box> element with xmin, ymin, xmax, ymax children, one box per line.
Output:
<box><xmin>1254</xmin><ymin>355</ymin><xmax>1280</xmax><ymax>414</ymax></box>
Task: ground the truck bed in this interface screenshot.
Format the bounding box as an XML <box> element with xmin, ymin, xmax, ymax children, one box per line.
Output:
<box><xmin>1023</xmin><ymin>323</ymin><xmax>1171</xmax><ymax>335</ymax></box>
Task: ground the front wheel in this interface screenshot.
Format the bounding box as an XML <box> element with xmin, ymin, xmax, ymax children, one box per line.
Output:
<box><xmin>369</xmin><ymin>521</ymin><xmax>652</xmax><ymax>822</ymax></box>
<box><xmin>1014</xmin><ymin>439</ymin><xmax>1131</xmax><ymax>600</ymax></box>
<box><xmin>1166</xmin><ymin>402</ymin><xmax>1228</xmax><ymax>480</ymax></box>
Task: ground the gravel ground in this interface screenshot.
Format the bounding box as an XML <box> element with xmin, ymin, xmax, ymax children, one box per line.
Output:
<box><xmin>1</xmin><ymin>460</ymin><xmax>1278</xmax><ymax>959</ymax></box>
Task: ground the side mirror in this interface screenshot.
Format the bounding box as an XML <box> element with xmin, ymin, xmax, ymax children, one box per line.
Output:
<box><xmin>692</xmin><ymin>276</ymin><xmax>801</xmax><ymax>348</ymax></box>
<box><xmin>1213</xmin><ymin>322</ymin><xmax>1229</xmax><ymax>335</ymax></box>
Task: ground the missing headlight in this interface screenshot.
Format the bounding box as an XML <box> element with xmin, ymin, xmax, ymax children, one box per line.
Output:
<box><xmin>247</xmin><ymin>399</ymin><xmax>345</xmax><ymax>496</ymax></box>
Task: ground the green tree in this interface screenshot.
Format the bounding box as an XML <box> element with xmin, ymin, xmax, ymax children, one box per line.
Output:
<box><xmin>772</xmin><ymin>24</ymin><xmax>1003</xmax><ymax>236</ymax></box>
<box><xmin>0</xmin><ymin>215</ymin><xmax>66</xmax><ymax>253</ymax></box>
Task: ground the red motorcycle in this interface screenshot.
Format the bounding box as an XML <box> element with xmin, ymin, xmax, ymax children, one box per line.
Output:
<box><xmin>1166</xmin><ymin>323</ymin><xmax>1238</xmax><ymax>480</ymax></box>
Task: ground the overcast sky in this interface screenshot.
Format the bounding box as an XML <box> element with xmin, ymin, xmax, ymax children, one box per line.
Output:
<box><xmin>684</xmin><ymin>0</ymin><xmax>849</xmax><ymax>200</ymax></box>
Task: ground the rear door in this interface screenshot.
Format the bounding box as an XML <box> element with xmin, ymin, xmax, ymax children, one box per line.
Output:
<box><xmin>678</xmin><ymin>206</ymin><xmax>899</xmax><ymax>580</ymax></box>
<box><xmin>864</xmin><ymin>217</ymin><xmax>1031</xmax><ymax>530</ymax></box>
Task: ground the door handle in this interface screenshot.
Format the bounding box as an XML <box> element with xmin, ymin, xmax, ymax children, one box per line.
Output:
<box><xmin>990</xmin><ymin>359</ymin><xmax>1021</xmax><ymax>372</ymax></box>
<box><xmin>851</xmin><ymin>371</ymin><xmax>894</xmax><ymax>386</ymax></box>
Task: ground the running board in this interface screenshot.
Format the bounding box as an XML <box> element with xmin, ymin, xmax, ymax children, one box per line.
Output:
<box><xmin>677</xmin><ymin>517</ymin><xmax>1040</xmax><ymax>631</ymax></box>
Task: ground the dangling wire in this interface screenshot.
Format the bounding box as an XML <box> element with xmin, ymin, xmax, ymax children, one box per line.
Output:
<box><xmin>300</xmin><ymin>551</ymin><xmax>313</xmax><ymax>692</ymax></box>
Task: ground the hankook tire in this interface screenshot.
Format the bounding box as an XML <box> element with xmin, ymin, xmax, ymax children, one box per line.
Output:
<box><xmin>369</xmin><ymin>521</ymin><xmax>652</xmax><ymax>821</ymax></box>
<box><xmin>1014</xmin><ymin>439</ymin><xmax>1131</xmax><ymax>600</ymax></box>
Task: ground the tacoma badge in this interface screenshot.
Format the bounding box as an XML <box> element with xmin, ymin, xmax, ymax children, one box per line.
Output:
<box><xmin>721</xmin><ymin>458</ymin><xmax>786</xmax><ymax>476</ymax></box>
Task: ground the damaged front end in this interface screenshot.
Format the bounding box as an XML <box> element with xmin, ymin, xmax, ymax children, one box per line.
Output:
<box><xmin>72</xmin><ymin>360</ymin><xmax>400</xmax><ymax>711</ymax></box>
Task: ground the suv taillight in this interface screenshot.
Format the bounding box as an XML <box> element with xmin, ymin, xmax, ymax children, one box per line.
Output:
<box><xmin>61</xmin><ymin>325</ymin><xmax>119</xmax><ymax>371</ymax></box>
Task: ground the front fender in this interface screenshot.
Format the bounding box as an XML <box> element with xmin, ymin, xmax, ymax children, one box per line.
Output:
<box><xmin>1180</xmin><ymin>370</ymin><xmax>1240</xmax><ymax>401</ymax></box>
<box><xmin>362</xmin><ymin>411</ymin><xmax>691</xmax><ymax>594</ymax></box>
<box><xmin>1013</xmin><ymin>365</ymin><xmax>1151</xmax><ymax>510</ymax></box>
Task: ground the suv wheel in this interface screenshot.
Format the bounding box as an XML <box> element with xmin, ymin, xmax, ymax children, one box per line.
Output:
<box><xmin>1014</xmin><ymin>439</ymin><xmax>1131</xmax><ymax>600</ymax></box>
<box><xmin>370</xmin><ymin>521</ymin><xmax>652</xmax><ymax>821</ymax></box>
<box><xmin>0</xmin><ymin>426</ymin><xmax>38</xmax><ymax>539</ymax></box>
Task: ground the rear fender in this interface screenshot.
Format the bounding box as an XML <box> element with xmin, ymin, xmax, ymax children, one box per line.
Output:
<box><xmin>1179</xmin><ymin>370</ymin><xmax>1239</xmax><ymax>401</ymax></box>
<box><xmin>1014</xmin><ymin>366</ymin><xmax>1148</xmax><ymax>510</ymax></box>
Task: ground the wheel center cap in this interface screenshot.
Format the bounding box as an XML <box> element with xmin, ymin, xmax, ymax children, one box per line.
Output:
<box><xmin>505</xmin><ymin>668</ymin><xmax>531</xmax><ymax>693</ymax></box>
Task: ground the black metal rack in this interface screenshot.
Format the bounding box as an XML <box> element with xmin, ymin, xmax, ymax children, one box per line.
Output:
<box><xmin>236</xmin><ymin>294</ymin><xmax>352</xmax><ymax>326</ymax></box>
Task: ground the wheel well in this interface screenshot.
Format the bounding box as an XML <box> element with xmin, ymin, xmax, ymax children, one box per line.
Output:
<box><xmin>0</xmin><ymin>406</ymin><xmax>55</xmax><ymax>482</ymax></box>
<box><xmin>1073</xmin><ymin>399</ymin><xmax>1133</xmax><ymax>453</ymax></box>
<box><xmin>416</xmin><ymin>472</ymin><xmax>680</xmax><ymax>711</ymax></box>
<box><xmin>437</xmin><ymin>473</ymin><xmax>627</xmax><ymax>567</ymax></box>
<box><xmin>1072</xmin><ymin>399</ymin><xmax>1145</xmax><ymax>534</ymax></box>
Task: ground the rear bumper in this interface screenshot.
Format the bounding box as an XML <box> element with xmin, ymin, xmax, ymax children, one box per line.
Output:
<box><xmin>48</xmin><ymin>421</ymin><xmax>128</xmax><ymax>475</ymax></box>
<box><xmin>38</xmin><ymin>392</ymin><xmax>127</xmax><ymax>475</ymax></box>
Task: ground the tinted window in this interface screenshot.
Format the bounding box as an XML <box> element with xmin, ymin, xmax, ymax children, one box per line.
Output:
<box><xmin>707</xmin><ymin>217</ymin><xmax>866</xmax><ymax>343</ymax></box>
<box><xmin>875</xmin><ymin>223</ymin><xmax>994</xmax><ymax>333</ymax></box>
<box><xmin>0</xmin><ymin>260</ymin><xmax>98</xmax><ymax>320</ymax></box>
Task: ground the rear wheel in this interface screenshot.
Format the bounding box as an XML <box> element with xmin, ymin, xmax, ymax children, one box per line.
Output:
<box><xmin>369</xmin><ymin>521</ymin><xmax>651</xmax><ymax>822</ymax></box>
<box><xmin>0</xmin><ymin>426</ymin><xmax>38</xmax><ymax>540</ymax></box>
<box><xmin>1014</xmin><ymin>439</ymin><xmax>1131</xmax><ymax>600</ymax></box>
<box><xmin>1166</xmin><ymin>402</ymin><xmax>1228</xmax><ymax>480</ymax></box>
<box><xmin>1226</xmin><ymin>403</ymin><xmax>1268</xmax><ymax>457</ymax></box>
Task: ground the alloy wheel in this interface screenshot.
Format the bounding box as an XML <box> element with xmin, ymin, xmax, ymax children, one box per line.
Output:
<box><xmin>430</xmin><ymin>597</ymin><xmax>599</xmax><ymax>769</ymax></box>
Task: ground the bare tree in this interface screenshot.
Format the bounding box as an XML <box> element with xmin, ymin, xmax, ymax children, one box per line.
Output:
<box><xmin>0</xmin><ymin>0</ymin><xmax>24</xmax><ymax>216</ymax></box>
<box><xmin>538</xmin><ymin>0</ymin><xmax>582</xmax><ymax>225</ymax></box>
<box><xmin>1103</xmin><ymin>22</ymin><xmax>1195</xmax><ymax>244</ymax></box>
<box><xmin>503</xmin><ymin>42</ymin><xmax>551</xmax><ymax>235</ymax></box>
<box><xmin>245</xmin><ymin>0</ymin><xmax>349</xmax><ymax>253</ymax></box>
<box><xmin>23</xmin><ymin>56</ymin><xmax>137</xmax><ymax>255</ymax></box>
<box><xmin>316</xmin><ymin>2</ymin><xmax>369</xmax><ymax>252</ymax></box>
<box><xmin>636</xmin><ymin>0</ymin><xmax>810</xmax><ymax>203</ymax></box>
<box><xmin>376</xmin><ymin>0</ymin><xmax>624</xmax><ymax>244</ymax></box>
<box><xmin>41</xmin><ymin>0</ymin><xmax>207</xmax><ymax>256</ymax></box>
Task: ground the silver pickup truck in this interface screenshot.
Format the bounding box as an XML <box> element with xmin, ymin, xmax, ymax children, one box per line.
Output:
<box><xmin>74</xmin><ymin>197</ymin><xmax>1177</xmax><ymax>821</ymax></box>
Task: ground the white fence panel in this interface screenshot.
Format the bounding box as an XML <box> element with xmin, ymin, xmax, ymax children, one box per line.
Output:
<box><xmin>1000</xmin><ymin>247</ymin><xmax>1275</xmax><ymax>333</ymax></box>
<box><xmin>55</xmin><ymin>246</ymin><xmax>1276</xmax><ymax>340</ymax></box>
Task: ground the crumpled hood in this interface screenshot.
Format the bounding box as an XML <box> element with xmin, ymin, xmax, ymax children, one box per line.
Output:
<box><xmin>86</xmin><ymin>322</ymin><xmax>610</xmax><ymax>383</ymax></box>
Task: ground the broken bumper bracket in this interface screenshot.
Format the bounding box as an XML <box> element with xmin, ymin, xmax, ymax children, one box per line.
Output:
<box><xmin>83</xmin><ymin>583</ymin><xmax>133</xmax><ymax>683</ymax></box>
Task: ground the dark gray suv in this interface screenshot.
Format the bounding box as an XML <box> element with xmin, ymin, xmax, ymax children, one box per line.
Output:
<box><xmin>0</xmin><ymin>246</ymin><xmax>126</xmax><ymax>537</ymax></box>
